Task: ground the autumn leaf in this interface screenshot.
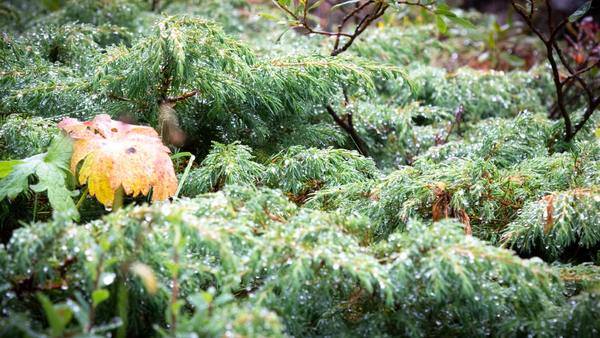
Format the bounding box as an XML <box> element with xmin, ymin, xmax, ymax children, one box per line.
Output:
<box><xmin>58</xmin><ymin>114</ymin><xmax>178</xmax><ymax>207</ymax></box>
<box><xmin>431</xmin><ymin>183</ymin><xmax>450</xmax><ymax>222</ymax></box>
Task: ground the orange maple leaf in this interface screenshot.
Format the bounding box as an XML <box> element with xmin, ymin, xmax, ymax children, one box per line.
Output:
<box><xmin>58</xmin><ymin>114</ymin><xmax>178</xmax><ymax>207</ymax></box>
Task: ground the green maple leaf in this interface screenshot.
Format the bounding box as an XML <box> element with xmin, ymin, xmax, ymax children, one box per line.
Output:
<box><xmin>0</xmin><ymin>135</ymin><xmax>79</xmax><ymax>221</ymax></box>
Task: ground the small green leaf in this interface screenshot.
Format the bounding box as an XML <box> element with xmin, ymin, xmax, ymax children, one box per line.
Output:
<box><xmin>435</xmin><ymin>8</ymin><xmax>475</xmax><ymax>29</ymax></box>
<box><xmin>487</xmin><ymin>31</ymin><xmax>496</xmax><ymax>50</ymax></box>
<box><xmin>445</xmin><ymin>15</ymin><xmax>475</xmax><ymax>29</ymax></box>
<box><xmin>434</xmin><ymin>8</ymin><xmax>456</xmax><ymax>17</ymax></box>
<box><xmin>277</xmin><ymin>0</ymin><xmax>291</xmax><ymax>7</ymax></box>
<box><xmin>0</xmin><ymin>135</ymin><xmax>78</xmax><ymax>220</ymax></box>
<box><xmin>0</xmin><ymin>160</ymin><xmax>21</xmax><ymax>179</ymax></box>
<box><xmin>92</xmin><ymin>288</ymin><xmax>110</xmax><ymax>307</ymax></box>
<box><xmin>436</xmin><ymin>3</ymin><xmax>451</xmax><ymax>11</ymax></box>
<box><xmin>0</xmin><ymin>159</ymin><xmax>38</xmax><ymax>200</ymax></box>
<box><xmin>259</xmin><ymin>12</ymin><xmax>279</xmax><ymax>21</ymax></box>
<box><xmin>436</xmin><ymin>16</ymin><xmax>448</xmax><ymax>34</ymax></box>
<box><xmin>37</xmin><ymin>293</ymin><xmax>72</xmax><ymax>337</ymax></box>
<box><xmin>569</xmin><ymin>1</ymin><xmax>592</xmax><ymax>22</ymax></box>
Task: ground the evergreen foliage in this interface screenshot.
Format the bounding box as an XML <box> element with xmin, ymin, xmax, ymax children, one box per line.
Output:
<box><xmin>0</xmin><ymin>188</ymin><xmax>589</xmax><ymax>337</ymax></box>
<box><xmin>0</xmin><ymin>115</ymin><xmax>59</xmax><ymax>159</ymax></box>
<box><xmin>181</xmin><ymin>142</ymin><xmax>265</xmax><ymax>196</ymax></box>
<box><xmin>503</xmin><ymin>187</ymin><xmax>600</xmax><ymax>261</ymax></box>
<box><xmin>387</xmin><ymin>65</ymin><xmax>553</xmax><ymax>121</ymax></box>
<box><xmin>264</xmin><ymin>146</ymin><xmax>379</xmax><ymax>202</ymax></box>
<box><xmin>0</xmin><ymin>0</ymin><xmax>598</xmax><ymax>336</ymax></box>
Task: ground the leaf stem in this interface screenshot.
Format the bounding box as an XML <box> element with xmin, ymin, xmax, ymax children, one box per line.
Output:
<box><xmin>76</xmin><ymin>186</ymin><xmax>88</xmax><ymax>210</ymax></box>
<box><xmin>32</xmin><ymin>192</ymin><xmax>38</xmax><ymax>222</ymax></box>
<box><xmin>173</xmin><ymin>152</ymin><xmax>195</xmax><ymax>200</ymax></box>
<box><xmin>113</xmin><ymin>186</ymin><xmax>124</xmax><ymax>211</ymax></box>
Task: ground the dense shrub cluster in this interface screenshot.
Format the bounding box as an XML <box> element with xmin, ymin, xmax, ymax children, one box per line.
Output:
<box><xmin>0</xmin><ymin>188</ymin><xmax>582</xmax><ymax>337</ymax></box>
<box><xmin>0</xmin><ymin>0</ymin><xmax>598</xmax><ymax>337</ymax></box>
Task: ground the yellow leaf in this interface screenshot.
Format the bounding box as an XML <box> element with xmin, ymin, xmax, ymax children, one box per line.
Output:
<box><xmin>58</xmin><ymin>114</ymin><xmax>178</xmax><ymax>207</ymax></box>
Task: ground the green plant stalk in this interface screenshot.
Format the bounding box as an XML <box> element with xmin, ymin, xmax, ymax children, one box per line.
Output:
<box><xmin>116</xmin><ymin>278</ymin><xmax>128</xmax><ymax>338</ymax></box>
<box><xmin>76</xmin><ymin>186</ymin><xmax>88</xmax><ymax>210</ymax></box>
<box><xmin>113</xmin><ymin>186</ymin><xmax>124</xmax><ymax>211</ymax></box>
<box><xmin>172</xmin><ymin>152</ymin><xmax>196</xmax><ymax>200</ymax></box>
<box><xmin>32</xmin><ymin>192</ymin><xmax>38</xmax><ymax>222</ymax></box>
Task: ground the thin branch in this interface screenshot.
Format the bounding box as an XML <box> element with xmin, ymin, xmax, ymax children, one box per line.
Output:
<box><xmin>561</xmin><ymin>60</ymin><xmax>600</xmax><ymax>84</ymax></box>
<box><xmin>511</xmin><ymin>0</ymin><xmax>573</xmax><ymax>139</ymax></box>
<box><xmin>396</xmin><ymin>0</ymin><xmax>433</xmax><ymax>11</ymax></box>
<box><xmin>165</xmin><ymin>90</ymin><xmax>199</xmax><ymax>103</ymax></box>
<box><xmin>331</xmin><ymin>2</ymin><xmax>388</xmax><ymax>56</ymax></box>
<box><xmin>271</xmin><ymin>0</ymin><xmax>434</xmax><ymax>154</ymax></box>
<box><xmin>573</xmin><ymin>97</ymin><xmax>600</xmax><ymax>135</ymax></box>
<box><xmin>512</xmin><ymin>0</ymin><xmax>548</xmax><ymax>42</ymax></box>
<box><xmin>326</xmin><ymin>104</ymin><xmax>369</xmax><ymax>156</ymax></box>
<box><xmin>511</xmin><ymin>0</ymin><xmax>599</xmax><ymax>141</ymax></box>
<box><xmin>333</xmin><ymin>1</ymin><xmax>374</xmax><ymax>51</ymax></box>
<box><xmin>554</xmin><ymin>41</ymin><xmax>594</xmax><ymax>102</ymax></box>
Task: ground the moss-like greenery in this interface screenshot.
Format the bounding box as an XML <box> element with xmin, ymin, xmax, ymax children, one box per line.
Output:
<box><xmin>0</xmin><ymin>0</ymin><xmax>598</xmax><ymax>336</ymax></box>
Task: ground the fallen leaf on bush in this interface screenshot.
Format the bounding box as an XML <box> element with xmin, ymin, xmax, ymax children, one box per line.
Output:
<box><xmin>59</xmin><ymin>114</ymin><xmax>177</xmax><ymax>207</ymax></box>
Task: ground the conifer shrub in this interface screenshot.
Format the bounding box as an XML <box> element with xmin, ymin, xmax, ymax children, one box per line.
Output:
<box><xmin>264</xmin><ymin>146</ymin><xmax>379</xmax><ymax>203</ymax></box>
<box><xmin>353</xmin><ymin>102</ymin><xmax>455</xmax><ymax>166</ymax></box>
<box><xmin>0</xmin><ymin>0</ymin><xmax>599</xmax><ymax>336</ymax></box>
<box><xmin>310</xmin><ymin>123</ymin><xmax>599</xmax><ymax>241</ymax></box>
<box><xmin>388</xmin><ymin>65</ymin><xmax>553</xmax><ymax>121</ymax></box>
<box><xmin>180</xmin><ymin>142</ymin><xmax>265</xmax><ymax>196</ymax></box>
<box><xmin>0</xmin><ymin>115</ymin><xmax>59</xmax><ymax>159</ymax></box>
<box><xmin>503</xmin><ymin>187</ymin><xmax>600</xmax><ymax>261</ymax></box>
<box><xmin>1</xmin><ymin>188</ymin><xmax>589</xmax><ymax>337</ymax></box>
<box><xmin>42</xmin><ymin>0</ymin><xmax>142</xmax><ymax>28</ymax></box>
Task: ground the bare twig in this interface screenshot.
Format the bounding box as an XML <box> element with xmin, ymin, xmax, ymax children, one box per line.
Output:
<box><xmin>326</xmin><ymin>104</ymin><xmax>369</xmax><ymax>156</ymax></box>
<box><xmin>511</xmin><ymin>0</ymin><xmax>599</xmax><ymax>141</ymax></box>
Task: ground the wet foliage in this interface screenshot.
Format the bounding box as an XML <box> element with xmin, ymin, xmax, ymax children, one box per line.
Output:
<box><xmin>0</xmin><ymin>0</ymin><xmax>598</xmax><ymax>337</ymax></box>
